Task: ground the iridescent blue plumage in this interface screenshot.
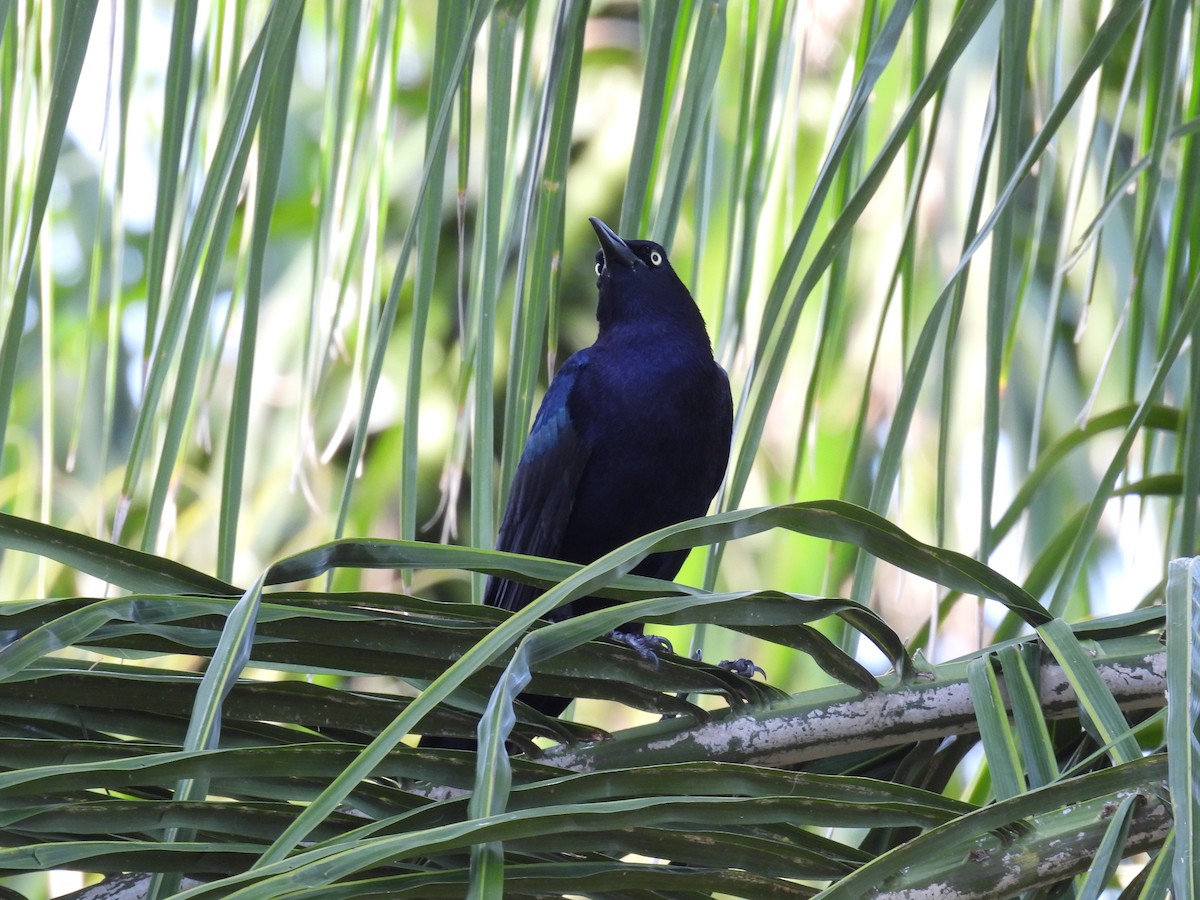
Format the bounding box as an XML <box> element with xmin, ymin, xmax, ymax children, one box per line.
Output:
<box><xmin>485</xmin><ymin>217</ymin><xmax>733</xmax><ymax>642</ymax></box>
<box><xmin>423</xmin><ymin>218</ymin><xmax>733</xmax><ymax>748</ymax></box>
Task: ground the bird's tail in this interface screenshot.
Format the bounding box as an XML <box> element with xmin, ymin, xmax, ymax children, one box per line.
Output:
<box><xmin>418</xmin><ymin>692</ymin><xmax>572</xmax><ymax>752</ymax></box>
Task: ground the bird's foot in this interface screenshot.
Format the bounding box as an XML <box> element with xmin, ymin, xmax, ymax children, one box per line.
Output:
<box><xmin>718</xmin><ymin>658</ymin><xmax>766</xmax><ymax>679</ymax></box>
<box><xmin>610</xmin><ymin>629</ymin><xmax>673</xmax><ymax>669</ymax></box>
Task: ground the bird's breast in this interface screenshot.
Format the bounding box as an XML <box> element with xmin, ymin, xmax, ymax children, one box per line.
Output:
<box><xmin>575</xmin><ymin>347</ymin><xmax>726</xmax><ymax>437</ymax></box>
<box><xmin>565</xmin><ymin>344</ymin><xmax>731</xmax><ymax>531</ymax></box>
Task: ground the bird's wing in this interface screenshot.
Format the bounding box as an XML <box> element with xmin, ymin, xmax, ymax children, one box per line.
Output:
<box><xmin>484</xmin><ymin>353</ymin><xmax>591</xmax><ymax>613</ymax></box>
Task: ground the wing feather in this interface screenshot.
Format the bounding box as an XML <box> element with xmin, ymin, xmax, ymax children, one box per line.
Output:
<box><xmin>484</xmin><ymin>353</ymin><xmax>590</xmax><ymax>613</ymax></box>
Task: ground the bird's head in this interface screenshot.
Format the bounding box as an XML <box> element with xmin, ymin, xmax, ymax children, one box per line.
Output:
<box><xmin>588</xmin><ymin>217</ymin><xmax>706</xmax><ymax>335</ymax></box>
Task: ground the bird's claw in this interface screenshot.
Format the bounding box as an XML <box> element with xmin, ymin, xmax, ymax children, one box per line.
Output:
<box><xmin>610</xmin><ymin>629</ymin><xmax>673</xmax><ymax>669</ymax></box>
<box><xmin>718</xmin><ymin>658</ymin><xmax>765</xmax><ymax>679</ymax></box>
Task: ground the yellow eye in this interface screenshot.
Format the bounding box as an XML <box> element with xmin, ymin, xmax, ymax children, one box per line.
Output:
<box><xmin>595</xmin><ymin>262</ymin><xmax>602</xmax><ymax>276</ymax></box>
<box><xmin>650</xmin><ymin>251</ymin><xmax>663</xmax><ymax>266</ymax></box>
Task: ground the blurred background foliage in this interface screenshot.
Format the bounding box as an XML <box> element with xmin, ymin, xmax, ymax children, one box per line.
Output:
<box><xmin>4</xmin><ymin>0</ymin><xmax>1189</xmax><ymax>674</ymax></box>
<box><xmin>0</xmin><ymin>0</ymin><xmax>1195</xmax><ymax>896</ymax></box>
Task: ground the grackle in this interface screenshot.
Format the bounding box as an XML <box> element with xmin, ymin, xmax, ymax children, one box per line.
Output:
<box><xmin>424</xmin><ymin>217</ymin><xmax>734</xmax><ymax>749</ymax></box>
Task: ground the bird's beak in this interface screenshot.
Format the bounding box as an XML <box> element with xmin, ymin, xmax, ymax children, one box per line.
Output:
<box><xmin>589</xmin><ymin>217</ymin><xmax>638</xmax><ymax>269</ymax></box>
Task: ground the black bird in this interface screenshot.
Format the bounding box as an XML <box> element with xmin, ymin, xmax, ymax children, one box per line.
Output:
<box><xmin>425</xmin><ymin>217</ymin><xmax>733</xmax><ymax>748</ymax></box>
<box><xmin>487</xmin><ymin>218</ymin><xmax>732</xmax><ymax>636</ymax></box>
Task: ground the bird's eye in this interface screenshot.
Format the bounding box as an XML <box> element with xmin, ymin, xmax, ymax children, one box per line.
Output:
<box><xmin>595</xmin><ymin>262</ymin><xmax>602</xmax><ymax>276</ymax></box>
<box><xmin>649</xmin><ymin>250</ymin><xmax>663</xmax><ymax>266</ymax></box>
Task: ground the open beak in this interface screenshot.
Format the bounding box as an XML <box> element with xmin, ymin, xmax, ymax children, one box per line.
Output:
<box><xmin>589</xmin><ymin>217</ymin><xmax>638</xmax><ymax>269</ymax></box>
